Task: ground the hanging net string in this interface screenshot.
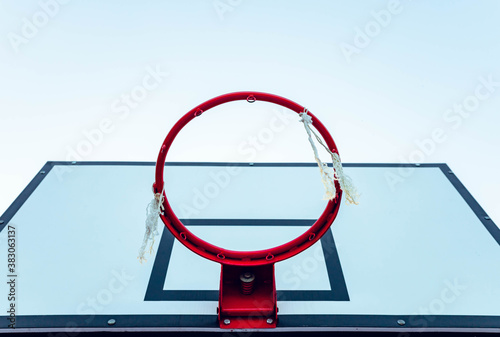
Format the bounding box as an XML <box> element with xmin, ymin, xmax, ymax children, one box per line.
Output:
<box><xmin>299</xmin><ymin>110</ymin><xmax>359</xmax><ymax>205</ymax></box>
<box><xmin>138</xmin><ymin>187</ymin><xmax>165</xmax><ymax>263</ymax></box>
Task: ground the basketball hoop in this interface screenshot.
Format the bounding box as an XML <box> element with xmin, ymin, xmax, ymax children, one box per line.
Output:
<box><xmin>153</xmin><ymin>91</ymin><xmax>344</xmax><ymax>329</ymax></box>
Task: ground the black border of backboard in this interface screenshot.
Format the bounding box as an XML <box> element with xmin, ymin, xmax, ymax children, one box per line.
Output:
<box><xmin>0</xmin><ymin>161</ymin><xmax>499</xmax><ymax>335</ymax></box>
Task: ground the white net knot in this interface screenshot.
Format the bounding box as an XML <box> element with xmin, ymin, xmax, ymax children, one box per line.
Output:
<box><xmin>138</xmin><ymin>187</ymin><xmax>165</xmax><ymax>263</ymax></box>
<box><xmin>299</xmin><ymin>112</ymin><xmax>313</xmax><ymax>124</ymax></box>
<box><xmin>299</xmin><ymin>109</ymin><xmax>359</xmax><ymax>204</ymax></box>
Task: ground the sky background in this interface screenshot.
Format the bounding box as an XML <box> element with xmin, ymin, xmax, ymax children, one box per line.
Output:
<box><xmin>0</xmin><ymin>0</ymin><xmax>499</xmax><ymax>224</ymax></box>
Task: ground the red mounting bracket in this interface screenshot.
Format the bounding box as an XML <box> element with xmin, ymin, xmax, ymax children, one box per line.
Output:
<box><xmin>218</xmin><ymin>264</ymin><xmax>277</xmax><ymax>329</ymax></box>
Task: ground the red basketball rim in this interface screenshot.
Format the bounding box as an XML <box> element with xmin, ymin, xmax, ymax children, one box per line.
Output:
<box><xmin>154</xmin><ymin>91</ymin><xmax>342</xmax><ymax>266</ymax></box>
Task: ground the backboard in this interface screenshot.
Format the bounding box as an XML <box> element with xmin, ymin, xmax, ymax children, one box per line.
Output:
<box><xmin>1</xmin><ymin>162</ymin><xmax>499</xmax><ymax>335</ymax></box>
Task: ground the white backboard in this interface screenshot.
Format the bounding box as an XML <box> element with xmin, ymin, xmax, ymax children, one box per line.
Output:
<box><xmin>0</xmin><ymin>162</ymin><xmax>499</xmax><ymax>335</ymax></box>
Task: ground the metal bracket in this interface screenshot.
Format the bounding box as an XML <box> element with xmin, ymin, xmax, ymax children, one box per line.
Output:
<box><xmin>218</xmin><ymin>264</ymin><xmax>277</xmax><ymax>329</ymax></box>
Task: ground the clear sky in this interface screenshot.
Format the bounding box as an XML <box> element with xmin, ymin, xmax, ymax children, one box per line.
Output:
<box><xmin>0</xmin><ymin>0</ymin><xmax>499</xmax><ymax>223</ymax></box>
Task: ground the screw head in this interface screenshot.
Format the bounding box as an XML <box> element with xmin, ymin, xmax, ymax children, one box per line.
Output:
<box><xmin>107</xmin><ymin>319</ymin><xmax>116</xmax><ymax>326</ymax></box>
<box><xmin>240</xmin><ymin>272</ymin><xmax>255</xmax><ymax>283</ymax></box>
<box><xmin>71</xmin><ymin>161</ymin><xmax>77</xmax><ymax>165</ymax></box>
<box><xmin>0</xmin><ymin>220</ymin><xmax>4</xmax><ymax>224</ymax></box>
<box><xmin>223</xmin><ymin>319</ymin><xmax>230</xmax><ymax>325</ymax></box>
<box><xmin>249</xmin><ymin>163</ymin><xmax>254</xmax><ymax>166</ymax></box>
<box><xmin>448</xmin><ymin>170</ymin><xmax>453</xmax><ymax>174</ymax></box>
<box><xmin>397</xmin><ymin>319</ymin><xmax>406</xmax><ymax>326</ymax></box>
<box><xmin>40</xmin><ymin>171</ymin><xmax>45</xmax><ymax>174</ymax></box>
<box><xmin>266</xmin><ymin>318</ymin><xmax>274</xmax><ymax>324</ymax></box>
<box><xmin>415</xmin><ymin>163</ymin><xmax>421</xmax><ymax>167</ymax></box>
<box><xmin>485</xmin><ymin>216</ymin><xmax>491</xmax><ymax>220</ymax></box>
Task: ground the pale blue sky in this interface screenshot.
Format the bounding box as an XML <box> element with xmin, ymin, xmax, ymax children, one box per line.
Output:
<box><xmin>0</xmin><ymin>0</ymin><xmax>499</xmax><ymax>222</ymax></box>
